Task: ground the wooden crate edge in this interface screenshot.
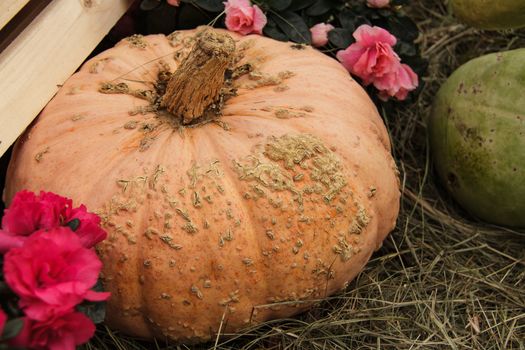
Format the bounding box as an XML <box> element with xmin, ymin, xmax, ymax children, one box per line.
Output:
<box><xmin>0</xmin><ymin>0</ymin><xmax>134</xmax><ymax>157</ymax></box>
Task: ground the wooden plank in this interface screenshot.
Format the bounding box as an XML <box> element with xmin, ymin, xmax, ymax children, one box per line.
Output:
<box><xmin>0</xmin><ymin>0</ymin><xmax>30</xmax><ymax>30</ymax></box>
<box><xmin>0</xmin><ymin>0</ymin><xmax>134</xmax><ymax>157</ymax></box>
<box><xmin>0</xmin><ymin>0</ymin><xmax>52</xmax><ymax>54</ymax></box>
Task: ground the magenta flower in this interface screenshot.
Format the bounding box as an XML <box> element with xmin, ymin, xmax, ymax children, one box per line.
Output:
<box><xmin>0</xmin><ymin>308</ymin><xmax>6</xmax><ymax>337</ymax></box>
<box><xmin>3</xmin><ymin>227</ymin><xmax>110</xmax><ymax>320</ymax></box>
<box><xmin>0</xmin><ymin>190</ymin><xmax>106</xmax><ymax>252</ymax></box>
<box><xmin>8</xmin><ymin>312</ymin><xmax>95</xmax><ymax>350</ymax></box>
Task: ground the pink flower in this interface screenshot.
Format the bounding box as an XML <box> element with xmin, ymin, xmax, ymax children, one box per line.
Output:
<box><xmin>367</xmin><ymin>0</ymin><xmax>390</xmax><ymax>8</ymax></box>
<box><xmin>0</xmin><ymin>308</ymin><xmax>6</xmax><ymax>336</ymax></box>
<box><xmin>336</xmin><ymin>25</ymin><xmax>398</xmax><ymax>85</ymax></box>
<box><xmin>0</xmin><ymin>230</ymin><xmax>25</xmax><ymax>252</ymax></box>
<box><xmin>375</xmin><ymin>63</ymin><xmax>419</xmax><ymax>101</ymax></box>
<box><xmin>0</xmin><ymin>190</ymin><xmax>106</xmax><ymax>252</ymax></box>
<box><xmin>8</xmin><ymin>313</ymin><xmax>95</xmax><ymax>350</ymax></box>
<box><xmin>310</xmin><ymin>23</ymin><xmax>334</xmax><ymax>47</ymax></box>
<box><xmin>167</xmin><ymin>0</ymin><xmax>180</xmax><ymax>6</ymax></box>
<box><xmin>224</xmin><ymin>0</ymin><xmax>267</xmax><ymax>35</ymax></box>
<box><xmin>336</xmin><ymin>24</ymin><xmax>418</xmax><ymax>100</ymax></box>
<box><xmin>3</xmin><ymin>227</ymin><xmax>110</xmax><ymax>320</ymax></box>
<box><xmin>68</xmin><ymin>205</ymin><xmax>107</xmax><ymax>248</ymax></box>
<box><xmin>1</xmin><ymin>190</ymin><xmax>64</xmax><ymax>237</ymax></box>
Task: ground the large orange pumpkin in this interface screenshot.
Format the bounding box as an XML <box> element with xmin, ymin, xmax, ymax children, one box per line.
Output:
<box><xmin>4</xmin><ymin>28</ymin><xmax>400</xmax><ymax>343</ymax></box>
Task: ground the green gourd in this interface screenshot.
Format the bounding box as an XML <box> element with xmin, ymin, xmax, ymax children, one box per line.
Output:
<box><xmin>429</xmin><ymin>49</ymin><xmax>525</xmax><ymax>228</ymax></box>
<box><xmin>450</xmin><ymin>0</ymin><xmax>525</xmax><ymax>30</ymax></box>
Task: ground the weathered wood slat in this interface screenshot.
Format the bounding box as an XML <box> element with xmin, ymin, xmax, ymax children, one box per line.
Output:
<box><xmin>0</xmin><ymin>0</ymin><xmax>53</xmax><ymax>54</ymax></box>
<box><xmin>0</xmin><ymin>0</ymin><xmax>134</xmax><ymax>156</ymax></box>
<box><xmin>0</xmin><ymin>0</ymin><xmax>31</xmax><ymax>30</ymax></box>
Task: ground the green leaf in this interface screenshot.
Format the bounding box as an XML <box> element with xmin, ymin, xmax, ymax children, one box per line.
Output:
<box><xmin>340</xmin><ymin>11</ymin><xmax>371</xmax><ymax>30</ymax></box>
<box><xmin>376</xmin><ymin>8</ymin><xmax>392</xmax><ymax>18</ymax></box>
<box><xmin>76</xmin><ymin>280</ymin><xmax>108</xmax><ymax>324</ymax></box>
<box><xmin>386</xmin><ymin>15</ymin><xmax>419</xmax><ymax>42</ymax></box>
<box><xmin>1</xmin><ymin>318</ymin><xmax>24</xmax><ymax>340</ymax></box>
<box><xmin>400</xmin><ymin>55</ymin><xmax>427</xmax><ymax>77</ymax></box>
<box><xmin>265</xmin><ymin>0</ymin><xmax>292</xmax><ymax>11</ymax></box>
<box><xmin>391</xmin><ymin>0</ymin><xmax>409</xmax><ymax>5</ymax></box>
<box><xmin>338</xmin><ymin>10</ymin><xmax>358</xmax><ymax>30</ymax></box>
<box><xmin>78</xmin><ymin>301</ymin><xmax>107</xmax><ymax>324</ymax></box>
<box><xmin>395</xmin><ymin>41</ymin><xmax>417</xmax><ymax>57</ymax></box>
<box><xmin>65</xmin><ymin>218</ymin><xmax>80</xmax><ymax>232</ymax></box>
<box><xmin>176</xmin><ymin>2</ymin><xmax>217</xmax><ymax>30</ymax></box>
<box><xmin>188</xmin><ymin>0</ymin><xmax>223</xmax><ymax>12</ymax></box>
<box><xmin>263</xmin><ymin>17</ymin><xmax>288</xmax><ymax>42</ymax></box>
<box><xmin>92</xmin><ymin>279</ymin><xmax>106</xmax><ymax>293</ymax></box>
<box><xmin>305</xmin><ymin>0</ymin><xmax>337</xmax><ymax>16</ymax></box>
<box><xmin>140</xmin><ymin>0</ymin><xmax>162</xmax><ymax>11</ymax></box>
<box><xmin>270</xmin><ymin>11</ymin><xmax>311</xmax><ymax>44</ymax></box>
<box><xmin>0</xmin><ymin>281</ymin><xmax>11</xmax><ymax>295</ymax></box>
<box><xmin>287</xmin><ymin>0</ymin><xmax>317</xmax><ymax>11</ymax></box>
<box><xmin>328</xmin><ymin>28</ymin><xmax>354</xmax><ymax>48</ymax></box>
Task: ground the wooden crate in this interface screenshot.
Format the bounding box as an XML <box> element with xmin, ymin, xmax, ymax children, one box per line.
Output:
<box><xmin>0</xmin><ymin>1</ymin><xmax>31</xmax><ymax>31</ymax></box>
<box><xmin>0</xmin><ymin>0</ymin><xmax>134</xmax><ymax>157</ymax></box>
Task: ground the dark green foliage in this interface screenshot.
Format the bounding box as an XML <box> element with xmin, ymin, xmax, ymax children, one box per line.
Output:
<box><xmin>66</xmin><ymin>218</ymin><xmax>80</xmax><ymax>232</ymax></box>
<box><xmin>0</xmin><ymin>318</ymin><xmax>24</xmax><ymax>341</ymax></box>
<box><xmin>181</xmin><ymin>0</ymin><xmax>223</xmax><ymax>12</ymax></box>
<box><xmin>78</xmin><ymin>281</ymin><xmax>108</xmax><ymax>324</ymax></box>
<box><xmin>268</xmin><ymin>11</ymin><xmax>311</xmax><ymax>43</ymax></box>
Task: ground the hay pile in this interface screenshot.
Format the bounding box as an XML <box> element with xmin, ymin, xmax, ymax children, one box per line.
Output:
<box><xmin>85</xmin><ymin>1</ymin><xmax>524</xmax><ymax>349</ymax></box>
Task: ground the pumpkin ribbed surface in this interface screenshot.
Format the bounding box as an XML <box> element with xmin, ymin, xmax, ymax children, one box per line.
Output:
<box><xmin>5</xmin><ymin>29</ymin><xmax>400</xmax><ymax>342</ymax></box>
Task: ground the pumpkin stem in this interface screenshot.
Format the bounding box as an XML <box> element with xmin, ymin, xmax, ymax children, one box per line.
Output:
<box><xmin>161</xmin><ymin>29</ymin><xmax>236</xmax><ymax>125</ymax></box>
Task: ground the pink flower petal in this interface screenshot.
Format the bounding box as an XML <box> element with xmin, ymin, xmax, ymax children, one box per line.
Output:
<box><xmin>224</xmin><ymin>0</ymin><xmax>266</xmax><ymax>35</ymax></box>
<box><xmin>2</xmin><ymin>190</ymin><xmax>107</xmax><ymax>250</ymax></box>
<box><xmin>84</xmin><ymin>290</ymin><xmax>111</xmax><ymax>302</ymax></box>
<box><xmin>68</xmin><ymin>206</ymin><xmax>107</xmax><ymax>248</ymax></box>
<box><xmin>0</xmin><ymin>308</ymin><xmax>7</xmax><ymax>335</ymax></box>
<box><xmin>251</xmin><ymin>5</ymin><xmax>267</xmax><ymax>35</ymax></box>
<box><xmin>372</xmin><ymin>62</ymin><xmax>419</xmax><ymax>101</ymax></box>
<box><xmin>10</xmin><ymin>313</ymin><xmax>96</xmax><ymax>350</ymax></box>
<box><xmin>353</xmin><ymin>24</ymin><xmax>397</xmax><ymax>47</ymax></box>
<box><xmin>367</xmin><ymin>0</ymin><xmax>390</xmax><ymax>8</ymax></box>
<box><xmin>0</xmin><ymin>229</ymin><xmax>26</xmax><ymax>253</ymax></box>
<box><xmin>3</xmin><ymin>227</ymin><xmax>109</xmax><ymax>319</ymax></box>
<box><xmin>310</xmin><ymin>23</ymin><xmax>335</xmax><ymax>47</ymax></box>
<box><xmin>336</xmin><ymin>45</ymin><xmax>365</xmax><ymax>72</ymax></box>
<box><xmin>337</xmin><ymin>24</ymin><xmax>418</xmax><ymax>100</ymax></box>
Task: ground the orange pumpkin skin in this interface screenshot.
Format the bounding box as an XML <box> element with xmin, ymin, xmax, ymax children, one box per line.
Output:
<box><xmin>5</xmin><ymin>29</ymin><xmax>400</xmax><ymax>342</ymax></box>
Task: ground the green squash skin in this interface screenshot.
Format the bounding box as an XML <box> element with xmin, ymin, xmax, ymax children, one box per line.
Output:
<box><xmin>429</xmin><ymin>49</ymin><xmax>525</xmax><ymax>228</ymax></box>
<box><xmin>450</xmin><ymin>0</ymin><xmax>525</xmax><ymax>30</ymax></box>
